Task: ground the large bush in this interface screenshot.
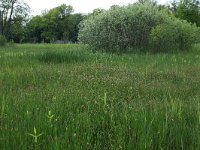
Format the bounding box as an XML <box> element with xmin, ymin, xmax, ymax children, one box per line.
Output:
<box><xmin>177</xmin><ymin>20</ymin><xmax>199</xmax><ymax>50</ymax></box>
<box><xmin>78</xmin><ymin>2</ymin><xmax>199</xmax><ymax>52</ymax></box>
<box><xmin>0</xmin><ymin>35</ymin><xmax>7</xmax><ymax>46</ymax></box>
<box><xmin>78</xmin><ymin>3</ymin><xmax>171</xmax><ymax>51</ymax></box>
<box><xmin>149</xmin><ymin>23</ymin><xmax>179</xmax><ymax>52</ymax></box>
<box><xmin>149</xmin><ymin>20</ymin><xmax>199</xmax><ymax>52</ymax></box>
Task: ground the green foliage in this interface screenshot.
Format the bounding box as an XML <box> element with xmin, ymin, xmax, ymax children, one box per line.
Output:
<box><xmin>41</xmin><ymin>4</ymin><xmax>74</xmax><ymax>43</ymax></box>
<box><xmin>25</xmin><ymin>4</ymin><xmax>83</xmax><ymax>43</ymax></box>
<box><xmin>87</xmin><ymin>8</ymin><xmax>105</xmax><ymax>18</ymax></box>
<box><xmin>149</xmin><ymin>19</ymin><xmax>199</xmax><ymax>52</ymax></box>
<box><xmin>0</xmin><ymin>3</ymin><xmax>83</xmax><ymax>43</ymax></box>
<box><xmin>0</xmin><ymin>35</ymin><xmax>7</xmax><ymax>46</ymax></box>
<box><xmin>175</xmin><ymin>0</ymin><xmax>200</xmax><ymax>26</ymax></box>
<box><xmin>149</xmin><ymin>24</ymin><xmax>179</xmax><ymax>52</ymax></box>
<box><xmin>9</xmin><ymin>16</ymin><xmax>27</xmax><ymax>43</ymax></box>
<box><xmin>177</xmin><ymin>20</ymin><xmax>199</xmax><ymax>50</ymax></box>
<box><xmin>78</xmin><ymin>3</ymin><xmax>170</xmax><ymax>52</ymax></box>
<box><xmin>25</xmin><ymin>16</ymin><xmax>44</xmax><ymax>43</ymax></box>
<box><xmin>0</xmin><ymin>0</ymin><xmax>30</xmax><ymax>41</ymax></box>
<box><xmin>79</xmin><ymin>2</ymin><xmax>199</xmax><ymax>53</ymax></box>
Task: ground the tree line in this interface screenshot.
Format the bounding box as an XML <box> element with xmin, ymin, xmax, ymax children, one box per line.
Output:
<box><xmin>0</xmin><ymin>0</ymin><xmax>200</xmax><ymax>44</ymax></box>
<box><xmin>0</xmin><ymin>1</ymin><xmax>84</xmax><ymax>43</ymax></box>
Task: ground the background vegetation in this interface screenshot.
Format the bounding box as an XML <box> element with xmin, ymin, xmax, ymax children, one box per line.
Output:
<box><xmin>78</xmin><ymin>2</ymin><xmax>200</xmax><ymax>52</ymax></box>
<box><xmin>25</xmin><ymin>5</ymin><xmax>84</xmax><ymax>43</ymax></box>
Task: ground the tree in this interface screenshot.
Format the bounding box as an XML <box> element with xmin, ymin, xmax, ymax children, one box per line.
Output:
<box><xmin>68</xmin><ymin>13</ymin><xmax>84</xmax><ymax>42</ymax></box>
<box><xmin>25</xmin><ymin>4</ymin><xmax>83</xmax><ymax>43</ymax></box>
<box><xmin>87</xmin><ymin>8</ymin><xmax>105</xmax><ymax>18</ymax></box>
<box><xmin>25</xmin><ymin>16</ymin><xmax>45</xmax><ymax>43</ymax></box>
<box><xmin>169</xmin><ymin>0</ymin><xmax>178</xmax><ymax>13</ymax></box>
<box><xmin>0</xmin><ymin>0</ymin><xmax>30</xmax><ymax>40</ymax></box>
<box><xmin>174</xmin><ymin>0</ymin><xmax>200</xmax><ymax>26</ymax></box>
<box><xmin>137</xmin><ymin>0</ymin><xmax>157</xmax><ymax>5</ymax></box>
<box><xmin>9</xmin><ymin>16</ymin><xmax>26</xmax><ymax>42</ymax></box>
<box><xmin>42</xmin><ymin>4</ymin><xmax>74</xmax><ymax>42</ymax></box>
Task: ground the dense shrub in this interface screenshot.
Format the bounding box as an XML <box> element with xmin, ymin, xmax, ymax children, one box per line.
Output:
<box><xmin>78</xmin><ymin>2</ymin><xmax>199</xmax><ymax>53</ymax></box>
<box><xmin>78</xmin><ymin>3</ymin><xmax>171</xmax><ymax>52</ymax></box>
<box><xmin>149</xmin><ymin>23</ymin><xmax>179</xmax><ymax>52</ymax></box>
<box><xmin>149</xmin><ymin>20</ymin><xmax>199</xmax><ymax>52</ymax></box>
<box><xmin>0</xmin><ymin>35</ymin><xmax>7</xmax><ymax>46</ymax></box>
<box><xmin>177</xmin><ymin>20</ymin><xmax>199</xmax><ymax>50</ymax></box>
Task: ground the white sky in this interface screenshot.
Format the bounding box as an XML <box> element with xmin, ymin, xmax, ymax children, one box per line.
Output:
<box><xmin>25</xmin><ymin>0</ymin><xmax>169</xmax><ymax>16</ymax></box>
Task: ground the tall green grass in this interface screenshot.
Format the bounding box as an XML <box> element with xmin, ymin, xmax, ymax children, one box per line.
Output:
<box><xmin>0</xmin><ymin>44</ymin><xmax>200</xmax><ymax>149</ymax></box>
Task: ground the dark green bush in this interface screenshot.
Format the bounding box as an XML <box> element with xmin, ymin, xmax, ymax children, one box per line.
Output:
<box><xmin>0</xmin><ymin>35</ymin><xmax>7</xmax><ymax>46</ymax></box>
<box><xmin>177</xmin><ymin>20</ymin><xmax>199</xmax><ymax>50</ymax></box>
<box><xmin>149</xmin><ymin>20</ymin><xmax>199</xmax><ymax>52</ymax></box>
<box><xmin>149</xmin><ymin>23</ymin><xmax>179</xmax><ymax>52</ymax></box>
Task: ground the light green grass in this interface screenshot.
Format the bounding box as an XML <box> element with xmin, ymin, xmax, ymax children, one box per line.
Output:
<box><xmin>1</xmin><ymin>44</ymin><xmax>200</xmax><ymax>149</ymax></box>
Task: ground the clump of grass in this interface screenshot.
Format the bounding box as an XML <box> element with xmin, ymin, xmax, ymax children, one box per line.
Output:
<box><xmin>38</xmin><ymin>50</ymin><xmax>87</xmax><ymax>64</ymax></box>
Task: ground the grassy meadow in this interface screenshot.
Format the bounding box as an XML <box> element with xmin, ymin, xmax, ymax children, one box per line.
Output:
<box><xmin>1</xmin><ymin>44</ymin><xmax>200</xmax><ymax>149</ymax></box>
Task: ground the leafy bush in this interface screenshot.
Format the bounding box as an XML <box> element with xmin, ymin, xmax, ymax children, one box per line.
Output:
<box><xmin>0</xmin><ymin>35</ymin><xmax>7</xmax><ymax>46</ymax></box>
<box><xmin>149</xmin><ymin>19</ymin><xmax>199</xmax><ymax>52</ymax></box>
<box><xmin>177</xmin><ymin>20</ymin><xmax>199</xmax><ymax>50</ymax></box>
<box><xmin>79</xmin><ymin>2</ymin><xmax>199</xmax><ymax>53</ymax></box>
<box><xmin>78</xmin><ymin>3</ymin><xmax>171</xmax><ymax>52</ymax></box>
<box><xmin>149</xmin><ymin>23</ymin><xmax>179</xmax><ymax>52</ymax></box>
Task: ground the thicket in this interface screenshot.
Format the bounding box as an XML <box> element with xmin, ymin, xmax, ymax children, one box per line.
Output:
<box><xmin>78</xmin><ymin>2</ymin><xmax>200</xmax><ymax>52</ymax></box>
<box><xmin>149</xmin><ymin>19</ymin><xmax>199</xmax><ymax>52</ymax></box>
<box><xmin>24</xmin><ymin>5</ymin><xmax>84</xmax><ymax>43</ymax></box>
